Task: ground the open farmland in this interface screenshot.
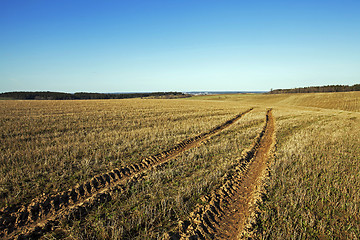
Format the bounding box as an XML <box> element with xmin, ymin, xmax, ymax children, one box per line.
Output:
<box><xmin>0</xmin><ymin>100</ymin><xmax>249</xmax><ymax>209</ymax></box>
<box><xmin>0</xmin><ymin>91</ymin><xmax>359</xmax><ymax>239</ymax></box>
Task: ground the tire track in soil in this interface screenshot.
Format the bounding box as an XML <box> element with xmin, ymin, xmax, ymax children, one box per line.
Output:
<box><xmin>166</xmin><ymin>109</ymin><xmax>275</xmax><ymax>240</ymax></box>
<box><xmin>0</xmin><ymin>108</ymin><xmax>253</xmax><ymax>240</ymax></box>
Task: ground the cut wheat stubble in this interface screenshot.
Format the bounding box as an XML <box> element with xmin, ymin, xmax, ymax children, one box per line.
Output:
<box><xmin>0</xmin><ymin>108</ymin><xmax>253</xmax><ymax>240</ymax></box>
<box><xmin>168</xmin><ymin>109</ymin><xmax>275</xmax><ymax>240</ymax></box>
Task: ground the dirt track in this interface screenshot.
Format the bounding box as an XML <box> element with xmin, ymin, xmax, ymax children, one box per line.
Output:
<box><xmin>0</xmin><ymin>108</ymin><xmax>253</xmax><ymax>239</ymax></box>
<box><xmin>167</xmin><ymin>109</ymin><xmax>275</xmax><ymax>239</ymax></box>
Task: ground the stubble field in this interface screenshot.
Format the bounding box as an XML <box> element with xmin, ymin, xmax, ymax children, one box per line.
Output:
<box><xmin>0</xmin><ymin>91</ymin><xmax>359</xmax><ymax>239</ymax></box>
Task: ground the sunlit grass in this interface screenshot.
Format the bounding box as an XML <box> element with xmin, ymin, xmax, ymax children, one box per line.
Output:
<box><xmin>254</xmin><ymin>109</ymin><xmax>360</xmax><ymax>239</ymax></box>
<box><xmin>2</xmin><ymin>91</ymin><xmax>359</xmax><ymax>239</ymax></box>
<box><xmin>0</xmin><ymin>99</ymin><xmax>248</xmax><ymax>209</ymax></box>
<box><xmin>46</xmin><ymin>109</ymin><xmax>266</xmax><ymax>239</ymax></box>
<box><xmin>190</xmin><ymin>91</ymin><xmax>360</xmax><ymax>112</ymax></box>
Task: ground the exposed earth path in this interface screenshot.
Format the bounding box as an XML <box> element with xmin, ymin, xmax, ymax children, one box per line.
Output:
<box><xmin>0</xmin><ymin>108</ymin><xmax>253</xmax><ymax>239</ymax></box>
<box><xmin>169</xmin><ymin>109</ymin><xmax>275</xmax><ymax>239</ymax></box>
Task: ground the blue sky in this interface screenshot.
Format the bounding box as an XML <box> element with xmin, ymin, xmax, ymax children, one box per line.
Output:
<box><xmin>1</xmin><ymin>0</ymin><xmax>359</xmax><ymax>92</ymax></box>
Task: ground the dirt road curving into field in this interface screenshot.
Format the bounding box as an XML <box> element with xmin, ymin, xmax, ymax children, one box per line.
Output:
<box><xmin>0</xmin><ymin>108</ymin><xmax>253</xmax><ymax>239</ymax></box>
<box><xmin>168</xmin><ymin>109</ymin><xmax>275</xmax><ymax>239</ymax></box>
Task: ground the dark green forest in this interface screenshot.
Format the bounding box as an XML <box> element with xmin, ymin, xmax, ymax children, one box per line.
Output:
<box><xmin>270</xmin><ymin>84</ymin><xmax>360</xmax><ymax>94</ymax></box>
<box><xmin>0</xmin><ymin>91</ymin><xmax>187</xmax><ymax>100</ymax></box>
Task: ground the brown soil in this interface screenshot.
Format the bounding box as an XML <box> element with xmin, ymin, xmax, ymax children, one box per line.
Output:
<box><xmin>0</xmin><ymin>108</ymin><xmax>253</xmax><ymax>240</ymax></box>
<box><xmin>167</xmin><ymin>109</ymin><xmax>275</xmax><ymax>240</ymax></box>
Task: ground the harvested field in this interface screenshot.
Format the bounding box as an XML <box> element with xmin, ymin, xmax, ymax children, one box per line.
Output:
<box><xmin>166</xmin><ymin>109</ymin><xmax>275</xmax><ymax>239</ymax></box>
<box><xmin>1</xmin><ymin>91</ymin><xmax>359</xmax><ymax>239</ymax></box>
<box><xmin>0</xmin><ymin>99</ymin><xmax>248</xmax><ymax>209</ymax></box>
<box><xmin>192</xmin><ymin>91</ymin><xmax>360</xmax><ymax>112</ymax></box>
<box><xmin>0</xmin><ymin>103</ymin><xmax>253</xmax><ymax>239</ymax></box>
<box><xmin>193</xmin><ymin>92</ymin><xmax>360</xmax><ymax>239</ymax></box>
<box><xmin>49</xmin><ymin>109</ymin><xmax>266</xmax><ymax>239</ymax></box>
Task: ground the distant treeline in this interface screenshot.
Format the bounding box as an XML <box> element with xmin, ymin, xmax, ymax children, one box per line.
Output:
<box><xmin>0</xmin><ymin>91</ymin><xmax>187</xmax><ymax>100</ymax></box>
<box><xmin>269</xmin><ymin>84</ymin><xmax>360</xmax><ymax>94</ymax></box>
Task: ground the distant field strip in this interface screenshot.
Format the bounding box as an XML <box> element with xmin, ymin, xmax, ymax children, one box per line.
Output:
<box><xmin>191</xmin><ymin>91</ymin><xmax>360</xmax><ymax>112</ymax></box>
<box><xmin>0</xmin><ymin>108</ymin><xmax>253</xmax><ymax>239</ymax></box>
<box><xmin>167</xmin><ymin>109</ymin><xmax>275</xmax><ymax>239</ymax></box>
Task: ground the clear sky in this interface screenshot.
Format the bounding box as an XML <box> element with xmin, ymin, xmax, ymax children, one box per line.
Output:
<box><xmin>1</xmin><ymin>0</ymin><xmax>359</xmax><ymax>92</ymax></box>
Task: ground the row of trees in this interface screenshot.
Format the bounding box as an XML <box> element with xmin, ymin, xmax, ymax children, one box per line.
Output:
<box><xmin>269</xmin><ymin>84</ymin><xmax>360</xmax><ymax>94</ymax></box>
<box><xmin>0</xmin><ymin>91</ymin><xmax>187</xmax><ymax>100</ymax></box>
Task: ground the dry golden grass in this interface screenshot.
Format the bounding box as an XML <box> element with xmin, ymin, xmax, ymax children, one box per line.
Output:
<box><xmin>43</xmin><ymin>109</ymin><xmax>266</xmax><ymax>239</ymax></box>
<box><xmin>279</xmin><ymin>91</ymin><xmax>360</xmax><ymax>112</ymax></box>
<box><xmin>194</xmin><ymin>92</ymin><xmax>360</xmax><ymax>238</ymax></box>
<box><xmin>0</xmin><ymin>99</ymin><xmax>248</xmax><ymax>209</ymax></box>
<box><xmin>1</xmin><ymin>91</ymin><xmax>359</xmax><ymax>239</ymax></box>
<box><xmin>253</xmin><ymin>108</ymin><xmax>360</xmax><ymax>239</ymax></box>
<box><xmin>191</xmin><ymin>91</ymin><xmax>360</xmax><ymax>112</ymax></box>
